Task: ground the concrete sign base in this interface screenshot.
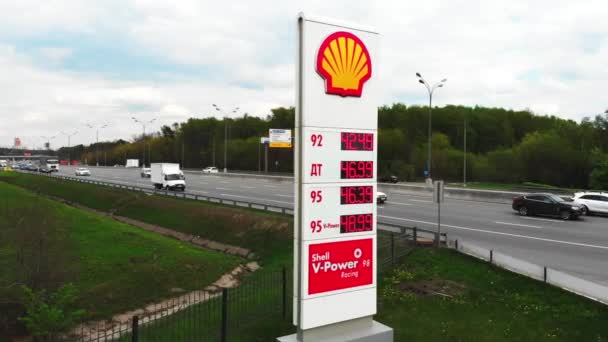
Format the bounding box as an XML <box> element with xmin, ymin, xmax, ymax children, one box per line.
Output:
<box><xmin>277</xmin><ymin>316</ymin><xmax>393</xmax><ymax>342</ymax></box>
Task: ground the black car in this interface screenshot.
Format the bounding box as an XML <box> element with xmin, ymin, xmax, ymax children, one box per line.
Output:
<box><xmin>380</xmin><ymin>175</ymin><xmax>398</xmax><ymax>183</ymax></box>
<box><xmin>38</xmin><ymin>167</ymin><xmax>53</xmax><ymax>174</ymax></box>
<box><xmin>512</xmin><ymin>193</ymin><xmax>583</xmax><ymax>220</ymax></box>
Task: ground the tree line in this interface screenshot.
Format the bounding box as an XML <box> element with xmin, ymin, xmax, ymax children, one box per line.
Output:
<box><xmin>57</xmin><ymin>104</ymin><xmax>608</xmax><ymax>189</ymax></box>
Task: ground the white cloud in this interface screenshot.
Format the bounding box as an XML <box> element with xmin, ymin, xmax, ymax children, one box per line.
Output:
<box><xmin>0</xmin><ymin>0</ymin><xmax>607</xmax><ymax>148</ymax></box>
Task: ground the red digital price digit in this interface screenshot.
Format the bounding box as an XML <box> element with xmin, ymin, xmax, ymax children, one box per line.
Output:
<box><xmin>310</xmin><ymin>134</ymin><xmax>323</xmax><ymax>147</ymax></box>
<box><xmin>365</xmin><ymin>134</ymin><xmax>373</xmax><ymax>150</ymax></box>
<box><xmin>341</xmin><ymin>132</ymin><xmax>374</xmax><ymax>151</ymax></box>
<box><xmin>340</xmin><ymin>214</ymin><xmax>374</xmax><ymax>233</ymax></box>
<box><xmin>364</xmin><ymin>186</ymin><xmax>373</xmax><ymax>203</ymax></box>
<box><xmin>310</xmin><ymin>190</ymin><xmax>323</xmax><ymax>203</ymax></box>
<box><xmin>340</xmin><ymin>161</ymin><xmax>374</xmax><ymax>179</ymax></box>
<box><xmin>310</xmin><ymin>220</ymin><xmax>322</xmax><ymax>233</ymax></box>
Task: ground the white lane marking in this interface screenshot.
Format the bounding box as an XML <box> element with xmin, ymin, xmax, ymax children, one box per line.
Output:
<box><xmin>276</xmin><ymin>194</ymin><xmax>292</xmax><ymax>198</ymax></box>
<box><xmin>385</xmin><ymin>202</ymin><xmax>412</xmax><ymax>206</ymax></box>
<box><xmin>189</xmin><ymin>190</ymin><xmax>209</xmax><ymax>194</ymax></box>
<box><xmin>215</xmin><ymin>187</ymin><xmax>231</xmax><ymax>191</ymax></box>
<box><xmin>264</xmin><ymin>185</ymin><xmax>277</xmax><ymax>188</ymax></box>
<box><xmin>379</xmin><ymin>215</ymin><xmax>608</xmax><ymax>250</ymax></box>
<box><xmin>219</xmin><ymin>194</ymin><xmax>288</xmax><ymax>204</ymax></box>
<box><xmin>410</xmin><ymin>199</ymin><xmax>432</xmax><ymax>203</ymax></box>
<box><xmin>520</xmin><ymin>217</ymin><xmax>564</xmax><ymax>223</ymax></box>
<box><xmin>495</xmin><ymin>221</ymin><xmax>542</xmax><ymax>229</ymax></box>
<box><xmin>242</xmin><ymin>186</ymin><xmax>256</xmax><ymax>189</ymax></box>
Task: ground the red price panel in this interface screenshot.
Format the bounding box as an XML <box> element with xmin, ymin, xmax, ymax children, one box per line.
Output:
<box><xmin>340</xmin><ymin>186</ymin><xmax>373</xmax><ymax>204</ymax></box>
<box><xmin>340</xmin><ymin>161</ymin><xmax>374</xmax><ymax>179</ymax></box>
<box><xmin>340</xmin><ymin>214</ymin><xmax>373</xmax><ymax>233</ymax></box>
<box><xmin>341</xmin><ymin>132</ymin><xmax>374</xmax><ymax>151</ymax></box>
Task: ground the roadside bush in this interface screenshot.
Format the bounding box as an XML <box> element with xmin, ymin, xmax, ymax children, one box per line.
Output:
<box><xmin>20</xmin><ymin>283</ymin><xmax>85</xmax><ymax>341</ymax></box>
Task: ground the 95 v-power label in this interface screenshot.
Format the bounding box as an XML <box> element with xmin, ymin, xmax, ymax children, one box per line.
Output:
<box><xmin>308</xmin><ymin>238</ymin><xmax>373</xmax><ymax>295</ymax></box>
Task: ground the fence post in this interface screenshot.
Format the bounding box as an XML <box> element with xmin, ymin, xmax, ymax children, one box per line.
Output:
<box><xmin>490</xmin><ymin>250</ymin><xmax>493</xmax><ymax>264</ymax></box>
<box><xmin>543</xmin><ymin>267</ymin><xmax>547</xmax><ymax>282</ymax></box>
<box><xmin>221</xmin><ymin>288</ymin><xmax>228</xmax><ymax>342</ymax></box>
<box><xmin>413</xmin><ymin>226</ymin><xmax>417</xmax><ymax>245</ymax></box>
<box><xmin>282</xmin><ymin>267</ymin><xmax>287</xmax><ymax>319</ymax></box>
<box><xmin>131</xmin><ymin>315</ymin><xmax>139</xmax><ymax>342</ymax></box>
<box><xmin>455</xmin><ymin>239</ymin><xmax>459</xmax><ymax>250</ymax></box>
<box><xmin>390</xmin><ymin>233</ymin><xmax>395</xmax><ymax>265</ymax></box>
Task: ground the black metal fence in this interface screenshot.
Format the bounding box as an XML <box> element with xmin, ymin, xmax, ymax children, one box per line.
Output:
<box><xmin>66</xmin><ymin>228</ymin><xmax>443</xmax><ymax>342</ymax></box>
<box><xmin>69</xmin><ymin>268</ymin><xmax>291</xmax><ymax>342</ymax></box>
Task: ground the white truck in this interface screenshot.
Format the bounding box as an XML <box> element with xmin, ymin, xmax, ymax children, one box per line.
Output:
<box><xmin>126</xmin><ymin>159</ymin><xmax>139</xmax><ymax>168</ymax></box>
<box><xmin>151</xmin><ymin>163</ymin><xmax>186</xmax><ymax>191</ymax></box>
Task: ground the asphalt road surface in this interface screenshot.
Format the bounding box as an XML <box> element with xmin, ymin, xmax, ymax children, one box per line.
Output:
<box><xmin>57</xmin><ymin>166</ymin><xmax>608</xmax><ymax>286</ymax></box>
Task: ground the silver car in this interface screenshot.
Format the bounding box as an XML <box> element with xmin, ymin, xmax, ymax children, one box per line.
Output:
<box><xmin>75</xmin><ymin>168</ymin><xmax>91</xmax><ymax>176</ymax></box>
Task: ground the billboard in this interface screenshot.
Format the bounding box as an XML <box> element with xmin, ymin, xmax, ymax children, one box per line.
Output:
<box><xmin>294</xmin><ymin>14</ymin><xmax>379</xmax><ymax>331</ymax></box>
<box><xmin>269</xmin><ymin>129</ymin><xmax>292</xmax><ymax>148</ymax></box>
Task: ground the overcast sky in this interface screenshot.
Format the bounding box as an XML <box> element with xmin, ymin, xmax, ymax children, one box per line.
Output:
<box><xmin>1</xmin><ymin>0</ymin><xmax>607</xmax><ymax>149</ymax></box>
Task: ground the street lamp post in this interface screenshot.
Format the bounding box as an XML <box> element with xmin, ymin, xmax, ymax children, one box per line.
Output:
<box><xmin>416</xmin><ymin>73</ymin><xmax>447</xmax><ymax>183</ymax></box>
<box><xmin>40</xmin><ymin>135</ymin><xmax>56</xmax><ymax>150</ymax></box>
<box><xmin>131</xmin><ymin>117</ymin><xmax>156</xmax><ymax>168</ymax></box>
<box><xmin>212</xmin><ymin>104</ymin><xmax>240</xmax><ymax>173</ymax></box>
<box><xmin>85</xmin><ymin>123</ymin><xmax>108</xmax><ymax>166</ymax></box>
<box><xmin>61</xmin><ymin>131</ymin><xmax>78</xmax><ymax>165</ymax></box>
<box><xmin>463</xmin><ymin>116</ymin><xmax>467</xmax><ymax>187</ymax></box>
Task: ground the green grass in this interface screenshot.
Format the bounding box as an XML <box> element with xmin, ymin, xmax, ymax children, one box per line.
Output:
<box><xmin>376</xmin><ymin>247</ymin><xmax>608</xmax><ymax>341</ymax></box>
<box><xmin>0</xmin><ymin>172</ymin><xmax>297</xmax><ymax>338</ymax></box>
<box><xmin>0</xmin><ymin>181</ymin><xmax>242</xmax><ymax>320</ymax></box>
<box><xmin>0</xmin><ymin>172</ymin><xmax>293</xmax><ymax>265</ymax></box>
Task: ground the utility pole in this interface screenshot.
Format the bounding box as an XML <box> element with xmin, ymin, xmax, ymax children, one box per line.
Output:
<box><xmin>416</xmin><ymin>73</ymin><xmax>447</xmax><ymax>184</ymax></box>
<box><xmin>61</xmin><ymin>131</ymin><xmax>78</xmax><ymax>165</ymax></box>
<box><xmin>85</xmin><ymin>123</ymin><xmax>108</xmax><ymax>167</ymax></box>
<box><xmin>131</xmin><ymin>117</ymin><xmax>156</xmax><ymax>168</ymax></box>
<box><xmin>212</xmin><ymin>104</ymin><xmax>240</xmax><ymax>173</ymax></box>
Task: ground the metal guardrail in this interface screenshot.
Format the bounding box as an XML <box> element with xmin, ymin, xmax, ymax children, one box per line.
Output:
<box><xmin>448</xmin><ymin>238</ymin><xmax>608</xmax><ymax>306</ymax></box>
<box><xmin>24</xmin><ymin>171</ymin><xmax>294</xmax><ymax>215</ymax></box>
<box><xmin>20</xmin><ymin>170</ymin><xmax>446</xmax><ymax>237</ymax></box>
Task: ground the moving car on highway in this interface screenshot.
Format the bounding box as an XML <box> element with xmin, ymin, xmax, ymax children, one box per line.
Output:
<box><xmin>38</xmin><ymin>167</ymin><xmax>53</xmax><ymax>174</ymax></box>
<box><xmin>379</xmin><ymin>175</ymin><xmax>398</xmax><ymax>183</ymax></box>
<box><xmin>202</xmin><ymin>166</ymin><xmax>219</xmax><ymax>174</ymax></box>
<box><xmin>140</xmin><ymin>168</ymin><xmax>151</xmax><ymax>178</ymax></box>
<box><xmin>512</xmin><ymin>193</ymin><xmax>583</xmax><ymax>220</ymax></box>
<box><xmin>75</xmin><ymin>168</ymin><xmax>91</xmax><ymax>176</ymax></box>
<box><xmin>151</xmin><ymin>163</ymin><xmax>186</xmax><ymax>191</ymax></box>
<box><xmin>573</xmin><ymin>192</ymin><xmax>608</xmax><ymax>215</ymax></box>
<box><xmin>377</xmin><ymin>191</ymin><xmax>387</xmax><ymax>204</ymax></box>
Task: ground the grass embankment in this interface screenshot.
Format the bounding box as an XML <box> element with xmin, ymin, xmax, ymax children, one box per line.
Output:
<box><xmin>9</xmin><ymin>173</ymin><xmax>605</xmax><ymax>340</ymax></box>
<box><xmin>0</xmin><ymin>181</ymin><xmax>241</xmax><ymax>323</ymax></box>
<box><xmin>377</xmin><ymin>248</ymin><xmax>608</xmax><ymax>341</ymax></box>
<box><xmin>0</xmin><ymin>172</ymin><xmax>296</xmax><ymax>339</ymax></box>
<box><xmin>0</xmin><ymin>172</ymin><xmax>293</xmax><ymax>266</ymax></box>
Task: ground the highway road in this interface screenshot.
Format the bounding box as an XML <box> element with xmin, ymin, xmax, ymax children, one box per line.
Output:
<box><xmin>56</xmin><ymin>166</ymin><xmax>608</xmax><ymax>286</ymax></box>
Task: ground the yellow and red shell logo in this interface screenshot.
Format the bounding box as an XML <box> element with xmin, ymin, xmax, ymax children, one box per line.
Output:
<box><xmin>316</xmin><ymin>31</ymin><xmax>372</xmax><ymax>97</ymax></box>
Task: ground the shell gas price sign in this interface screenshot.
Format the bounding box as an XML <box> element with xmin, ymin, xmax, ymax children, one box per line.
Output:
<box><xmin>307</xmin><ymin>237</ymin><xmax>374</xmax><ymax>295</ymax></box>
<box><xmin>294</xmin><ymin>14</ymin><xmax>380</xmax><ymax>331</ymax></box>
